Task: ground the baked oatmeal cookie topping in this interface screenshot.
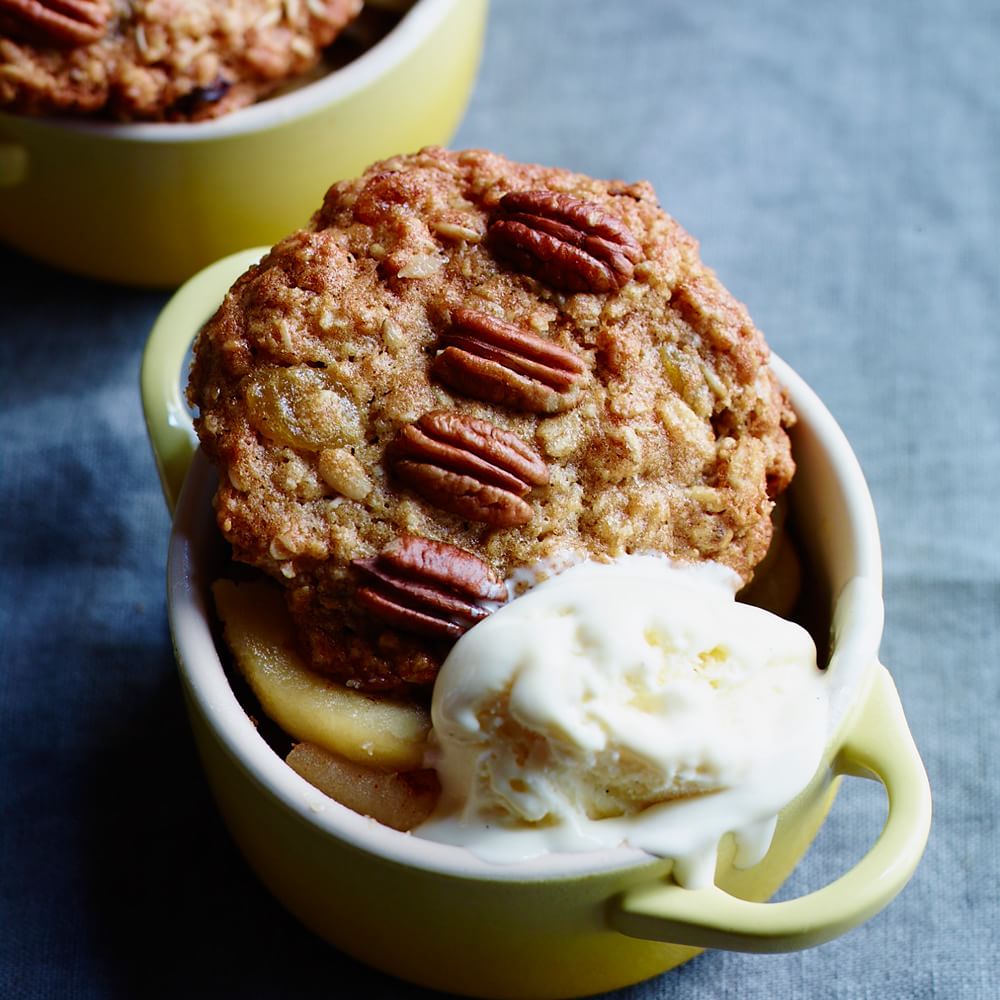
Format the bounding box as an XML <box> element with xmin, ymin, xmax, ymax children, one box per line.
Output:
<box><xmin>189</xmin><ymin>147</ymin><xmax>795</xmax><ymax>690</ymax></box>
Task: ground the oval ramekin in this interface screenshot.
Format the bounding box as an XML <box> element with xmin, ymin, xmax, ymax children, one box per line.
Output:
<box><xmin>142</xmin><ymin>248</ymin><xmax>931</xmax><ymax>998</ymax></box>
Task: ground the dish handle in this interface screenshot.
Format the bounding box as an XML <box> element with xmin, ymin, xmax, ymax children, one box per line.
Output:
<box><xmin>609</xmin><ymin>663</ymin><xmax>931</xmax><ymax>951</ymax></box>
<box><xmin>141</xmin><ymin>247</ymin><xmax>269</xmax><ymax>512</ymax></box>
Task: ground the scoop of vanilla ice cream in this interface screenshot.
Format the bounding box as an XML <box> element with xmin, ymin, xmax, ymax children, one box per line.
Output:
<box><xmin>418</xmin><ymin>557</ymin><xmax>829</xmax><ymax>884</ymax></box>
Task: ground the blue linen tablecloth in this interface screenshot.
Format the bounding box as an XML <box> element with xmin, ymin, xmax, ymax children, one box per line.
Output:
<box><xmin>1</xmin><ymin>1</ymin><xmax>997</xmax><ymax>996</ymax></box>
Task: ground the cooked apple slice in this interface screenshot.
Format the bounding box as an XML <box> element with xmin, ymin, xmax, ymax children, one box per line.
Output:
<box><xmin>739</xmin><ymin>497</ymin><xmax>802</xmax><ymax>619</ymax></box>
<box><xmin>739</xmin><ymin>532</ymin><xmax>802</xmax><ymax>619</ymax></box>
<box><xmin>286</xmin><ymin>742</ymin><xmax>439</xmax><ymax>831</ymax></box>
<box><xmin>212</xmin><ymin>579</ymin><xmax>430</xmax><ymax>770</ymax></box>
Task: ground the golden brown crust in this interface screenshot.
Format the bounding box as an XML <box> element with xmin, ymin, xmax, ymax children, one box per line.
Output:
<box><xmin>189</xmin><ymin>147</ymin><xmax>795</xmax><ymax>690</ymax></box>
<box><xmin>0</xmin><ymin>0</ymin><xmax>362</xmax><ymax>120</ymax></box>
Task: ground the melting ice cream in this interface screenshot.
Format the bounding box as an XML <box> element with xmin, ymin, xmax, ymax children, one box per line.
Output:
<box><xmin>416</xmin><ymin>557</ymin><xmax>829</xmax><ymax>887</ymax></box>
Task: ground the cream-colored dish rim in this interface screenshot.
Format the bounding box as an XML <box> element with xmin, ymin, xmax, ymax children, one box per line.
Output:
<box><xmin>166</xmin><ymin>401</ymin><xmax>875</xmax><ymax>882</ymax></box>
<box><xmin>7</xmin><ymin>0</ymin><xmax>454</xmax><ymax>143</ymax></box>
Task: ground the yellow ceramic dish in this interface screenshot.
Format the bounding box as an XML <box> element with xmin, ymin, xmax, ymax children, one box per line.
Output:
<box><xmin>143</xmin><ymin>249</ymin><xmax>932</xmax><ymax>999</ymax></box>
<box><xmin>0</xmin><ymin>0</ymin><xmax>487</xmax><ymax>287</ymax></box>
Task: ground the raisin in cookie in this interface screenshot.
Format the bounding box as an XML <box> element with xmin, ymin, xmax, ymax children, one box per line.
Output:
<box><xmin>188</xmin><ymin>147</ymin><xmax>795</xmax><ymax>691</ymax></box>
<box><xmin>0</xmin><ymin>0</ymin><xmax>361</xmax><ymax>120</ymax></box>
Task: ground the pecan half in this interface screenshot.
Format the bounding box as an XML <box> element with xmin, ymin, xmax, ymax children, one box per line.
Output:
<box><xmin>0</xmin><ymin>0</ymin><xmax>110</xmax><ymax>46</ymax></box>
<box><xmin>389</xmin><ymin>410</ymin><xmax>548</xmax><ymax>527</ymax></box>
<box><xmin>489</xmin><ymin>190</ymin><xmax>643</xmax><ymax>294</ymax></box>
<box><xmin>432</xmin><ymin>308</ymin><xmax>587</xmax><ymax>414</ymax></box>
<box><xmin>352</xmin><ymin>534</ymin><xmax>506</xmax><ymax>641</ymax></box>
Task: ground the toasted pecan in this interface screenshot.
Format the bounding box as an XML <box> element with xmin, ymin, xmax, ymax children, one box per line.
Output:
<box><xmin>433</xmin><ymin>308</ymin><xmax>587</xmax><ymax>413</ymax></box>
<box><xmin>489</xmin><ymin>190</ymin><xmax>643</xmax><ymax>293</ymax></box>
